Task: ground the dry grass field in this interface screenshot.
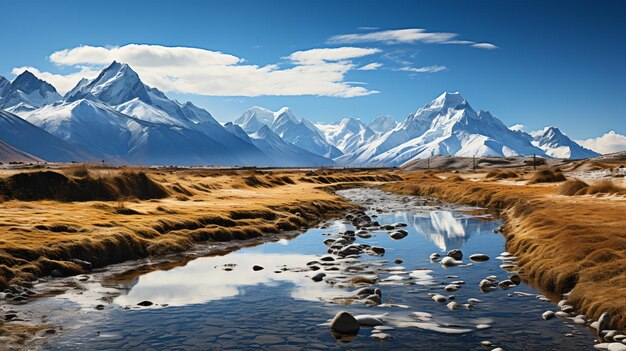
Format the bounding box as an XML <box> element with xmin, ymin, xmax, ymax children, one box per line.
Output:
<box><xmin>0</xmin><ymin>166</ymin><xmax>401</xmax><ymax>292</ymax></box>
<box><xmin>385</xmin><ymin>161</ymin><xmax>626</xmax><ymax>330</ymax></box>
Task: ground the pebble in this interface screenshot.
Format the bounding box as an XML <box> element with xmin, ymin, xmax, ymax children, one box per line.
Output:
<box><xmin>509</xmin><ymin>274</ymin><xmax>522</xmax><ymax>285</ymax></box>
<box><xmin>432</xmin><ymin>294</ymin><xmax>447</xmax><ymax>303</ymax></box>
<box><xmin>137</xmin><ymin>301</ymin><xmax>153</xmax><ymax>306</ymax></box>
<box><xmin>598</xmin><ymin>312</ymin><xmax>612</xmax><ymax>331</ymax></box>
<box><xmin>330</xmin><ymin>311</ymin><xmax>360</xmax><ymax>335</ymax></box>
<box><xmin>447</xmin><ymin>301</ymin><xmax>460</xmax><ymax>311</ymax></box>
<box><xmin>476</xmin><ymin>324</ymin><xmax>492</xmax><ymax>330</ymax></box>
<box><xmin>542</xmin><ymin>311</ymin><xmax>556</xmax><ymax>320</ymax></box>
<box><xmin>441</xmin><ymin>257</ymin><xmax>461</xmax><ymax>267</ymax></box>
<box><xmin>430</xmin><ymin>253</ymin><xmax>441</xmax><ymax>260</ymax></box>
<box><xmin>311</xmin><ymin>272</ymin><xmax>326</xmax><ymax>282</ymax></box>
<box><xmin>481</xmin><ymin>341</ymin><xmax>493</xmax><ymax>346</ymax></box>
<box><xmin>355</xmin><ymin>314</ymin><xmax>384</xmax><ymax>326</ymax></box>
<box><xmin>252</xmin><ymin>265</ymin><xmax>264</xmax><ymax>271</ymax></box>
<box><xmin>447</xmin><ymin>249</ymin><xmax>463</xmax><ymax>260</ymax></box>
<box><xmin>444</xmin><ymin>284</ymin><xmax>460</xmax><ymax>292</ymax></box>
<box><xmin>394</xmin><ymin>258</ymin><xmax>403</xmax><ymax>264</ymax></box>
<box><xmin>469</xmin><ymin>254</ymin><xmax>489</xmax><ymax>262</ymax></box>
<box><xmin>371</xmin><ymin>333</ymin><xmax>392</xmax><ymax>340</ymax></box>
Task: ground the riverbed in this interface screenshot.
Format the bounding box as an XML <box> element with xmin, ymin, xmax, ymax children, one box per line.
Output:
<box><xmin>16</xmin><ymin>188</ymin><xmax>597</xmax><ymax>350</ymax></box>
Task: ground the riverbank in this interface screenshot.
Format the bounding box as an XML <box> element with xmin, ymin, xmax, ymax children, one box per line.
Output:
<box><xmin>0</xmin><ymin>166</ymin><xmax>402</xmax><ymax>343</ymax></box>
<box><xmin>385</xmin><ymin>168</ymin><xmax>626</xmax><ymax>331</ymax></box>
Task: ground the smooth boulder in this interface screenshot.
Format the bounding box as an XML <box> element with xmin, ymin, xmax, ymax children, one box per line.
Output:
<box><xmin>330</xmin><ymin>311</ymin><xmax>360</xmax><ymax>335</ymax></box>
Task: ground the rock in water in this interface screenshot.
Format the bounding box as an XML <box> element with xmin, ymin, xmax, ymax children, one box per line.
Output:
<box><xmin>441</xmin><ymin>257</ymin><xmax>461</xmax><ymax>266</ymax></box>
<box><xmin>137</xmin><ymin>301</ymin><xmax>153</xmax><ymax>306</ymax></box>
<box><xmin>598</xmin><ymin>312</ymin><xmax>611</xmax><ymax>332</ymax></box>
<box><xmin>355</xmin><ymin>314</ymin><xmax>384</xmax><ymax>326</ymax></box>
<box><xmin>447</xmin><ymin>249</ymin><xmax>463</xmax><ymax>260</ymax></box>
<box><xmin>311</xmin><ymin>272</ymin><xmax>326</xmax><ymax>282</ymax></box>
<box><xmin>252</xmin><ymin>265</ymin><xmax>264</xmax><ymax>271</ymax></box>
<box><xmin>330</xmin><ymin>311</ymin><xmax>360</xmax><ymax>335</ymax></box>
<box><xmin>469</xmin><ymin>254</ymin><xmax>489</xmax><ymax>262</ymax></box>
<box><xmin>542</xmin><ymin>311</ymin><xmax>555</xmax><ymax>320</ymax></box>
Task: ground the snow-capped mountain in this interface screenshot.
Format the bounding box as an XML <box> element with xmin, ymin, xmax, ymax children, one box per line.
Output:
<box><xmin>368</xmin><ymin>115</ymin><xmax>398</xmax><ymax>134</ymax></box>
<box><xmin>0</xmin><ymin>109</ymin><xmax>91</xmax><ymax>162</ymax></box>
<box><xmin>234</xmin><ymin>106</ymin><xmax>342</xmax><ymax>159</ymax></box>
<box><xmin>234</xmin><ymin>106</ymin><xmax>279</xmax><ymax>134</ymax></box>
<box><xmin>19</xmin><ymin>99</ymin><xmax>241</xmax><ymax>166</ymax></box>
<box><xmin>0</xmin><ymin>71</ymin><xmax>61</xmax><ymax>112</ymax></box>
<box><xmin>248</xmin><ymin>125</ymin><xmax>336</xmax><ymax>167</ymax></box>
<box><xmin>337</xmin><ymin>92</ymin><xmax>547</xmax><ymax>166</ymax></box>
<box><xmin>530</xmin><ymin>126</ymin><xmax>600</xmax><ymax>159</ymax></box>
<box><xmin>316</xmin><ymin>117</ymin><xmax>378</xmax><ymax>154</ymax></box>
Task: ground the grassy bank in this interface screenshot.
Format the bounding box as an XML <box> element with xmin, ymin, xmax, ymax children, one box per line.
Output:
<box><xmin>385</xmin><ymin>169</ymin><xmax>626</xmax><ymax>330</ymax></box>
<box><xmin>0</xmin><ymin>166</ymin><xmax>401</xmax><ymax>291</ymax></box>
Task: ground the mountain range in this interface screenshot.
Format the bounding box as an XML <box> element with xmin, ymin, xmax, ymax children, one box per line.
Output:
<box><xmin>0</xmin><ymin>62</ymin><xmax>617</xmax><ymax>166</ymax></box>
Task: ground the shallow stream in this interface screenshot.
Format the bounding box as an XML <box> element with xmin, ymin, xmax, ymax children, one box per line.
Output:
<box><xmin>31</xmin><ymin>188</ymin><xmax>596</xmax><ymax>350</ymax></box>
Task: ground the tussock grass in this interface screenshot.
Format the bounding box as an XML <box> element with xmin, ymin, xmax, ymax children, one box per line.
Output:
<box><xmin>0</xmin><ymin>170</ymin><xmax>168</xmax><ymax>202</ymax></box>
<box><xmin>485</xmin><ymin>170</ymin><xmax>520</xmax><ymax>180</ymax></box>
<box><xmin>385</xmin><ymin>171</ymin><xmax>626</xmax><ymax>330</ymax></box>
<box><xmin>527</xmin><ymin>168</ymin><xmax>567</xmax><ymax>184</ymax></box>
<box><xmin>558</xmin><ymin>179</ymin><xmax>590</xmax><ymax>196</ymax></box>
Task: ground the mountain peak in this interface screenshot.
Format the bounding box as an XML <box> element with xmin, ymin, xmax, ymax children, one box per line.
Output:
<box><xmin>11</xmin><ymin>70</ymin><xmax>59</xmax><ymax>94</ymax></box>
<box><xmin>431</xmin><ymin>91</ymin><xmax>465</xmax><ymax>109</ymax></box>
<box><xmin>65</xmin><ymin>61</ymin><xmax>151</xmax><ymax>105</ymax></box>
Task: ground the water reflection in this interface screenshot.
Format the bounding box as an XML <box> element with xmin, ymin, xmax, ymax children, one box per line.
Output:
<box><xmin>113</xmin><ymin>253</ymin><xmax>347</xmax><ymax>307</ymax></box>
<box><xmin>378</xmin><ymin>210</ymin><xmax>493</xmax><ymax>251</ymax></box>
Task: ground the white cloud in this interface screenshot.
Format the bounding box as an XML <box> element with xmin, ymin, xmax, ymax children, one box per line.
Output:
<box><xmin>287</xmin><ymin>47</ymin><xmax>381</xmax><ymax>64</ymax></box>
<box><xmin>18</xmin><ymin>44</ymin><xmax>382</xmax><ymax>98</ymax></box>
<box><xmin>509</xmin><ymin>124</ymin><xmax>526</xmax><ymax>132</ymax></box>
<box><xmin>577</xmin><ymin>131</ymin><xmax>626</xmax><ymax>154</ymax></box>
<box><xmin>471</xmin><ymin>43</ymin><xmax>498</xmax><ymax>50</ymax></box>
<box><xmin>399</xmin><ymin>65</ymin><xmax>447</xmax><ymax>73</ymax></box>
<box><xmin>328</xmin><ymin>28</ymin><xmax>498</xmax><ymax>49</ymax></box>
<box><xmin>358</xmin><ymin>62</ymin><xmax>382</xmax><ymax>71</ymax></box>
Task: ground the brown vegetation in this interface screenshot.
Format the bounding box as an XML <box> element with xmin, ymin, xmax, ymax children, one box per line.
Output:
<box><xmin>527</xmin><ymin>168</ymin><xmax>567</xmax><ymax>184</ymax></box>
<box><xmin>385</xmin><ymin>170</ymin><xmax>626</xmax><ymax>330</ymax></box>
<box><xmin>485</xmin><ymin>170</ymin><xmax>520</xmax><ymax>180</ymax></box>
<box><xmin>0</xmin><ymin>167</ymin><xmax>402</xmax><ymax>292</ymax></box>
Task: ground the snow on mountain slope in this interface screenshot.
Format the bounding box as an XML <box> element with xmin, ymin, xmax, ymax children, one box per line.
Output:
<box><xmin>0</xmin><ymin>71</ymin><xmax>61</xmax><ymax>112</ymax></box>
<box><xmin>234</xmin><ymin>106</ymin><xmax>342</xmax><ymax>159</ymax></box>
<box><xmin>368</xmin><ymin>115</ymin><xmax>398</xmax><ymax>134</ymax></box>
<box><xmin>0</xmin><ymin>109</ymin><xmax>91</xmax><ymax>162</ymax></box>
<box><xmin>19</xmin><ymin>99</ymin><xmax>242</xmax><ymax>166</ymax></box>
<box><xmin>270</xmin><ymin>109</ymin><xmax>343</xmax><ymax>159</ymax></box>
<box><xmin>0</xmin><ymin>139</ymin><xmax>42</xmax><ymax>163</ymax></box>
<box><xmin>316</xmin><ymin>118</ymin><xmax>378</xmax><ymax>154</ymax></box>
<box><xmin>338</xmin><ymin>92</ymin><xmax>546</xmax><ymax>166</ymax></box>
<box><xmin>530</xmin><ymin>126</ymin><xmax>600</xmax><ymax>159</ymax></box>
<box><xmin>248</xmin><ymin>125</ymin><xmax>336</xmax><ymax>167</ymax></box>
<box><xmin>58</xmin><ymin>62</ymin><xmax>268</xmax><ymax>165</ymax></box>
<box><xmin>234</xmin><ymin>106</ymin><xmax>281</xmax><ymax>134</ymax></box>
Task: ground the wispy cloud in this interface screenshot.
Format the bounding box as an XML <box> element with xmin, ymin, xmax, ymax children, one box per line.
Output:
<box><xmin>357</xmin><ymin>26</ymin><xmax>380</xmax><ymax>31</ymax></box>
<box><xmin>328</xmin><ymin>28</ymin><xmax>498</xmax><ymax>49</ymax></box>
<box><xmin>509</xmin><ymin>124</ymin><xmax>526</xmax><ymax>132</ymax></box>
<box><xmin>358</xmin><ymin>62</ymin><xmax>383</xmax><ymax>71</ymax></box>
<box><xmin>18</xmin><ymin>44</ymin><xmax>382</xmax><ymax>98</ymax></box>
<box><xmin>399</xmin><ymin>65</ymin><xmax>447</xmax><ymax>73</ymax></box>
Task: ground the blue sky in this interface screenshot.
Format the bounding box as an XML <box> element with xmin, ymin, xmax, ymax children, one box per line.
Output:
<box><xmin>1</xmin><ymin>0</ymin><xmax>624</xmax><ymax>138</ymax></box>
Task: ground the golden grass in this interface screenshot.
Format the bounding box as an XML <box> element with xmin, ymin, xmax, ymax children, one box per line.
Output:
<box><xmin>527</xmin><ymin>168</ymin><xmax>567</xmax><ymax>184</ymax></box>
<box><xmin>385</xmin><ymin>171</ymin><xmax>626</xmax><ymax>330</ymax></box>
<box><xmin>485</xmin><ymin>170</ymin><xmax>520</xmax><ymax>180</ymax></box>
<box><xmin>0</xmin><ymin>167</ymin><xmax>402</xmax><ymax>291</ymax></box>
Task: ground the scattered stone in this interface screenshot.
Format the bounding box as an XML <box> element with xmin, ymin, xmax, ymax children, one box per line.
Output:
<box><xmin>137</xmin><ymin>301</ymin><xmax>153</xmax><ymax>307</ymax></box>
<box><xmin>509</xmin><ymin>274</ymin><xmax>522</xmax><ymax>285</ymax></box>
<box><xmin>607</xmin><ymin>343</ymin><xmax>626</xmax><ymax>351</ymax></box>
<box><xmin>447</xmin><ymin>249</ymin><xmax>463</xmax><ymax>260</ymax></box>
<box><xmin>444</xmin><ymin>284</ymin><xmax>460</xmax><ymax>292</ymax></box>
<box><xmin>389</xmin><ymin>231</ymin><xmax>407</xmax><ymax>240</ymax></box>
<box><xmin>447</xmin><ymin>301</ymin><xmax>460</xmax><ymax>311</ymax></box>
<box><xmin>311</xmin><ymin>272</ymin><xmax>326</xmax><ymax>282</ymax></box>
<box><xmin>330</xmin><ymin>311</ymin><xmax>360</xmax><ymax>335</ymax></box>
<box><xmin>598</xmin><ymin>312</ymin><xmax>611</xmax><ymax>332</ymax></box>
<box><xmin>355</xmin><ymin>314</ymin><xmax>384</xmax><ymax>326</ymax></box>
<box><xmin>320</xmin><ymin>255</ymin><xmax>335</xmax><ymax>262</ymax></box>
<box><xmin>370</xmin><ymin>247</ymin><xmax>385</xmax><ymax>255</ymax></box>
<box><xmin>430</xmin><ymin>253</ymin><xmax>441</xmax><ymax>260</ymax></box>
<box><xmin>432</xmin><ymin>294</ymin><xmax>447</xmax><ymax>303</ymax></box>
<box><xmin>573</xmin><ymin>315</ymin><xmax>587</xmax><ymax>325</ymax></box>
<box><xmin>476</xmin><ymin>324</ymin><xmax>491</xmax><ymax>330</ymax></box>
<box><xmin>394</xmin><ymin>258</ymin><xmax>403</xmax><ymax>264</ymax></box>
<box><xmin>481</xmin><ymin>341</ymin><xmax>494</xmax><ymax>347</ymax></box>
<box><xmin>469</xmin><ymin>254</ymin><xmax>489</xmax><ymax>262</ymax></box>
<box><xmin>441</xmin><ymin>257</ymin><xmax>461</xmax><ymax>267</ymax></box>
<box><xmin>542</xmin><ymin>311</ymin><xmax>556</xmax><ymax>320</ymax></box>
<box><xmin>252</xmin><ymin>265</ymin><xmax>264</xmax><ymax>271</ymax></box>
<box><xmin>95</xmin><ymin>304</ymin><xmax>105</xmax><ymax>310</ymax></box>
<box><xmin>498</xmin><ymin>280</ymin><xmax>516</xmax><ymax>289</ymax></box>
<box><xmin>371</xmin><ymin>333</ymin><xmax>392</xmax><ymax>340</ymax></box>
